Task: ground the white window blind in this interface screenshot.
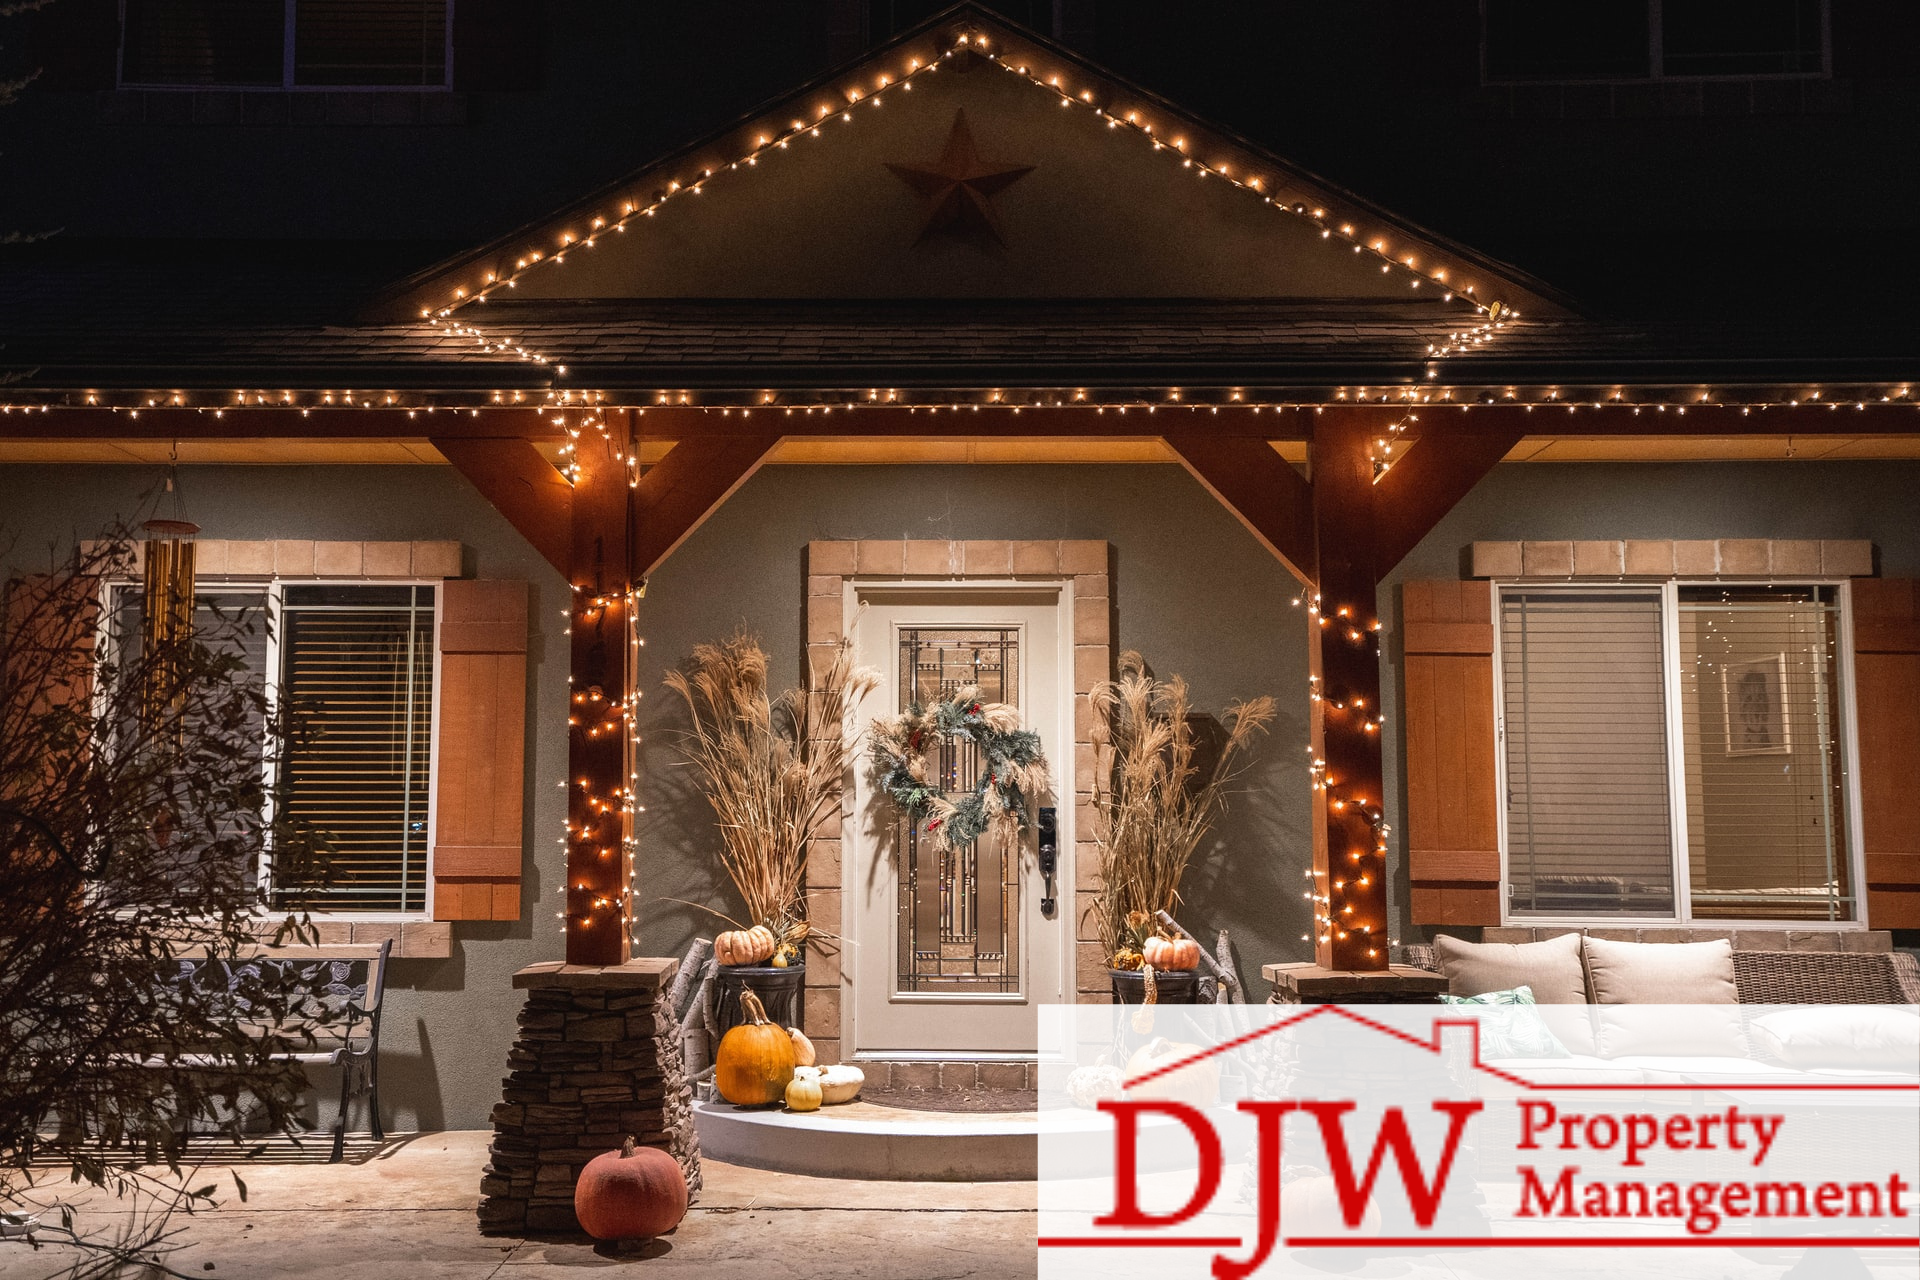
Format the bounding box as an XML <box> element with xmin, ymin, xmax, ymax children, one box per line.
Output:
<box><xmin>274</xmin><ymin>584</ymin><xmax>435</xmax><ymax>913</ymax></box>
<box><xmin>1677</xmin><ymin>585</ymin><xmax>1852</xmax><ymax>920</ymax></box>
<box><xmin>1501</xmin><ymin>590</ymin><xmax>1676</xmax><ymax>916</ymax></box>
<box><xmin>1499</xmin><ymin>582</ymin><xmax>1857</xmax><ymax>923</ymax></box>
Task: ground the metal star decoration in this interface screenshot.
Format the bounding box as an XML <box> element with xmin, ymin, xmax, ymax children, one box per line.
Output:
<box><xmin>885</xmin><ymin>109</ymin><xmax>1035</xmax><ymax>246</ymax></box>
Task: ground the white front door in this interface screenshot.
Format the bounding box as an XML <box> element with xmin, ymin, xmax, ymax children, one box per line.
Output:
<box><xmin>847</xmin><ymin>586</ymin><xmax>1073</xmax><ymax>1058</ymax></box>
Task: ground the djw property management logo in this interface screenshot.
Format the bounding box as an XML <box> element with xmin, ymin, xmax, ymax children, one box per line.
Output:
<box><xmin>1036</xmin><ymin>1004</ymin><xmax>1919</xmax><ymax>1279</ymax></box>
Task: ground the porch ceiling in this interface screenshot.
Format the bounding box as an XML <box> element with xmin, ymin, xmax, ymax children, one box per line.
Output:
<box><xmin>5</xmin><ymin>434</ymin><xmax>1920</xmax><ymax>466</ymax></box>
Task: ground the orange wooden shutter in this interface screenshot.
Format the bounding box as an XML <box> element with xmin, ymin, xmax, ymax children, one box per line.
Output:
<box><xmin>1852</xmin><ymin>579</ymin><xmax>1920</xmax><ymax>928</ymax></box>
<box><xmin>1402</xmin><ymin>580</ymin><xmax>1502</xmax><ymax>926</ymax></box>
<box><xmin>432</xmin><ymin>580</ymin><xmax>529</xmax><ymax>922</ymax></box>
<box><xmin>4</xmin><ymin>574</ymin><xmax>101</xmax><ymax>895</ymax></box>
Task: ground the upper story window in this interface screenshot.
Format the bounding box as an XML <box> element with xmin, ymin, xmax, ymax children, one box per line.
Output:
<box><xmin>107</xmin><ymin>580</ymin><xmax>437</xmax><ymax>914</ymax></box>
<box><xmin>119</xmin><ymin>0</ymin><xmax>452</xmax><ymax>89</ymax></box>
<box><xmin>1497</xmin><ymin>582</ymin><xmax>1857</xmax><ymax>924</ymax></box>
<box><xmin>1483</xmin><ymin>0</ymin><xmax>1828</xmax><ymax>82</ymax></box>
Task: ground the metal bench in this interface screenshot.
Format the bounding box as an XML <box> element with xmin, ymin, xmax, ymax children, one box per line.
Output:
<box><xmin>124</xmin><ymin>938</ymin><xmax>391</xmax><ymax>1162</ymax></box>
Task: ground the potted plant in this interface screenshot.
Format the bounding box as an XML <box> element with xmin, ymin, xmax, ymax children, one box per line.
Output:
<box><xmin>1089</xmin><ymin>651</ymin><xmax>1275</xmax><ymax>1003</ymax></box>
<box><xmin>665</xmin><ymin>630</ymin><xmax>877</xmax><ymax>1034</ymax></box>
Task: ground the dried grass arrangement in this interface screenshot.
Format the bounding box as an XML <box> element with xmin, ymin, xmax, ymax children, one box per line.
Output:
<box><xmin>665</xmin><ymin>630</ymin><xmax>878</xmax><ymax>933</ymax></box>
<box><xmin>1089</xmin><ymin>651</ymin><xmax>1277</xmax><ymax>962</ymax></box>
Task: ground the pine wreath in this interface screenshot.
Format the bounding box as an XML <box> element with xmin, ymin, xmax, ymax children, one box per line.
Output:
<box><xmin>869</xmin><ymin>686</ymin><xmax>1051</xmax><ymax>852</ymax></box>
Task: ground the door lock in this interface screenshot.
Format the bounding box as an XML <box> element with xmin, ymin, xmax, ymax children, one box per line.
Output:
<box><xmin>1037</xmin><ymin>806</ymin><xmax>1058</xmax><ymax>917</ymax></box>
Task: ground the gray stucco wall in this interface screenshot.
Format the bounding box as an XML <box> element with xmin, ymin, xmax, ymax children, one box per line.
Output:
<box><xmin>4</xmin><ymin>457</ymin><xmax>1914</xmax><ymax>1130</ymax></box>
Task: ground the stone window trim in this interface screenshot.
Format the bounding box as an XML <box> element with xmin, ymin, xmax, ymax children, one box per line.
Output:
<box><xmin>1469</xmin><ymin>539</ymin><xmax>1873</xmax><ymax>580</ymax></box>
<box><xmin>800</xmin><ymin>539</ymin><xmax>1116</xmax><ymax>1067</ymax></box>
<box><xmin>90</xmin><ymin>539</ymin><xmax>466</xmax><ymax>580</ymax></box>
<box><xmin>89</xmin><ymin>540</ymin><xmax>466</xmax><ymax>958</ymax></box>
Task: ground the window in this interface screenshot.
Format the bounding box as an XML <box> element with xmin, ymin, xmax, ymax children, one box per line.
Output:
<box><xmin>107</xmin><ymin>580</ymin><xmax>436</xmax><ymax>914</ymax></box>
<box><xmin>1483</xmin><ymin>0</ymin><xmax>1827</xmax><ymax>82</ymax></box>
<box><xmin>120</xmin><ymin>0</ymin><xmax>451</xmax><ymax>89</ymax></box>
<box><xmin>1498</xmin><ymin>582</ymin><xmax>1856</xmax><ymax>923</ymax></box>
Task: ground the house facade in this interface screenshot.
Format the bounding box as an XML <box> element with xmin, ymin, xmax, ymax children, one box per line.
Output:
<box><xmin>2</xmin><ymin>2</ymin><xmax>1916</xmax><ymax>1135</ymax></box>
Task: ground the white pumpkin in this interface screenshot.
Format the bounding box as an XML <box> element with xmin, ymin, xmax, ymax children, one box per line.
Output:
<box><xmin>815</xmin><ymin>1064</ymin><xmax>865</xmax><ymax>1105</ymax></box>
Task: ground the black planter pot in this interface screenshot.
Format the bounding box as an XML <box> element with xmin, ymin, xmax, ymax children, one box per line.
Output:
<box><xmin>713</xmin><ymin>963</ymin><xmax>805</xmax><ymax>1039</ymax></box>
<box><xmin>1108</xmin><ymin>967</ymin><xmax>1200</xmax><ymax>1004</ymax></box>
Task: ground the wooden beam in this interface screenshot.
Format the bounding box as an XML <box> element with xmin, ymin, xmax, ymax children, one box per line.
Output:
<box><xmin>565</xmin><ymin>426</ymin><xmax>633</xmax><ymax>967</ymax></box>
<box><xmin>631</xmin><ymin>432</ymin><xmax>784</xmax><ymax>579</ymax></box>
<box><xmin>2</xmin><ymin>408</ymin><xmax>560</xmax><ymax>439</ymax></box>
<box><xmin>1370</xmin><ymin>423</ymin><xmax>1527</xmax><ymax>574</ymax></box>
<box><xmin>433</xmin><ymin>437</ymin><xmax>573</xmax><ymax>577</ymax></box>
<box><xmin>632</xmin><ymin>405</ymin><xmax>1313</xmax><ymax>439</ymax></box>
<box><xmin>1161</xmin><ymin>434</ymin><xmax>1316</xmax><ymax>587</ymax></box>
<box><xmin>1307</xmin><ymin>409</ymin><xmax>1389</xmax><ymax>972</ymax></box>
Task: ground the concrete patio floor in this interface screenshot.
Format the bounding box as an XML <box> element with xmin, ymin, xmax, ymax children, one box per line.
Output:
<box><xmin>0</xmin><ymin>1131</ymin><xmax>1039</xmax><ymax>1279</ymax></box>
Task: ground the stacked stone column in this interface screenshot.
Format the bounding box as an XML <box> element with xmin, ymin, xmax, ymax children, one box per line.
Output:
<box><xmin>479</xmin><ymin>959</ymin><xmax>702</xmax><ymax>1235</ymax></box>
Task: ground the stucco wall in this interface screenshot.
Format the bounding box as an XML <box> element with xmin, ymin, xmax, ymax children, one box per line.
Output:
<box><xmin>5</xmin><ymin>457</ymin><xmax>1915</xmax><ymax>1130</ymax></box>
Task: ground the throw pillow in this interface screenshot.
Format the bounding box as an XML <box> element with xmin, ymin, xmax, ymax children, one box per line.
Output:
<box><xmin>1582</xmin><ymin>937</ymin><xmax>1743</xmax><ymax>1058</ymax></box>
<box><xmin>1438</xmin><ymin>984</ymin><xmax>1573</xmax><ymax>1059</ymax></box>
<box><xmin>1434</xmin><ymin>932</ymin><xmax>1588</xmax><ymax>1004</ymax></box>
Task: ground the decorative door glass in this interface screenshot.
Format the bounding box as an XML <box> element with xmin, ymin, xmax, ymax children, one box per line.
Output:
<box><xmin>896</xmin><ymin>627</ymin><xmax>1021</xmax><ymax>994</ymax></box>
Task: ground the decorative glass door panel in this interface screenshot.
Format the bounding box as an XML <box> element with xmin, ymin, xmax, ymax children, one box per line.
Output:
<box><xmin>850</xmin><ymin>590</ymin><xmax>1070</xmax><ymax>1057</ymax></box>
<box><xmin>897</xmin><ymin>627</ymin><xmax>1021</xmax><ymax>995</ymax></box>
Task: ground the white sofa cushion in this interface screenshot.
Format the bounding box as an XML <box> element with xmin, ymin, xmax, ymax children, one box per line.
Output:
<box><xmin>1582</xmin><ymin>936</ymin><xmax>1737</xmax><ymax>1004</ymax></box>
<box><xmin>1748</xmin><ymin>1006</ymin><xmax>1920</xmax><ymax>1071</ymax></box>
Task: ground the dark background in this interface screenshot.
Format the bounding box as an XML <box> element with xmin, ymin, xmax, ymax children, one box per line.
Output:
<box><xmin>2</xmin><ymin>0</ymin><xmax>1916</xmax><ymax>325</ymax></box>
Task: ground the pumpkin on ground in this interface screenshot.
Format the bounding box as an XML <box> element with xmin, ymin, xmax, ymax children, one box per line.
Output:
<box><xmin>714</xmin><ymin>988</ymin><xmax>795</xmax><ymax>1106</ymax></box>
<box><xmin>1142</xmin><ymin>935</ymin><xmax>1201</xmax><ymax>972</ymax></box>
<box><xmin>785</xmin><ymin>1068</ymin><xmax>823</xmax><ymax>1112</ymax></box>
<box><xmin>1281</xmin><ymin>1174</ymin><xmax>1382</xmax><ymax>1237</ymax></box>
<box><xmin>715</xmin><ymin>925</ymin><xmax>777</xmax><ymax>966</ymax></box>
<box><xmin>1124</xmin><ymin>1036</ymin><xmax>1221</xmax><ymax>1108</ymax></box>
<box><xmin>787</xmin><ymin>1026</ymin><xmax>816</xmax><ymax>1067</ymax></box>
<box><xmin>573</xmin><ymin>1136</ymin><xmax>688</xmax><ymax>1241</ymax></box>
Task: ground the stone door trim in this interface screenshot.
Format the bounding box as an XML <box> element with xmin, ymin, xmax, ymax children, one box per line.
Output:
<box><xmin>800</xmin><ymin>539</ymin><xmax>1115</xmax><ymax>1066</ymax></box>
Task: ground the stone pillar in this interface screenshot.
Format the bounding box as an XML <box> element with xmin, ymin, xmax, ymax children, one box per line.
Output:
<box><xmin>478</xmin><ymin>959</ymin><xmax>701</xmax><ymax>1236</ymax></box>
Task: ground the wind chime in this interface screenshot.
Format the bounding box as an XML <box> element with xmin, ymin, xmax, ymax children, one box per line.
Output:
<box><xmin>140</xmin><ymin>458</ymin><xmax>199</xmax><ymax>727</ymax></box>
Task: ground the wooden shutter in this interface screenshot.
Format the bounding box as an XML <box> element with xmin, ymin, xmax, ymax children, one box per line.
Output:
<box><xmin>1853</xmin><ymin>579</ymin><xmax>1920</xmax><ymax>928</ymax></box>
<box><xmin>4</xmin><ymin>574</ymin><xmax>100</xmax><ymax>897</ymax></box>
<box><xmin>450</xmin><ymin>0</ymin><xmax>543</xmax><ymax>90</ymax></box>
<box><xmin>29</xmin><ymin>0</ymin><xmax>121</xmax><ymax>91</ymax></box>
<box><xmin>1402</xmin><ymin>580</ymin><xmax>1502</xmax><ymax>925</ymax></box>
<box><xmin>432</xmin><ymin>580</ymin><xmax>528</xmax><ymax>921</ymax></box>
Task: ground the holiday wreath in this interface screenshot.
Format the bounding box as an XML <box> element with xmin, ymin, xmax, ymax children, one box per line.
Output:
<box><xmin>869</xmin><ymin>687</ymin><xmax>1051</xmax><ymax>851</ymax></box>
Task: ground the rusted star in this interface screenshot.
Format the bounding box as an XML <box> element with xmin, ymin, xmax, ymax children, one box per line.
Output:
<box><xmin>885</xmin><ymin>109</ymin><xmax>1035</xmax><ymax>246</ymax></box>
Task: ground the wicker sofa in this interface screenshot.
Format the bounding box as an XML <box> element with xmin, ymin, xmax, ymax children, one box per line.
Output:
<box><xmin>1404</xmin><ymin>940</ymin><xmax>1920</xmax><ymax>1004</ymax></box>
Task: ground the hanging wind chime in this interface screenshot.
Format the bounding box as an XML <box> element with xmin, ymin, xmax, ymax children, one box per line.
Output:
<box><xmin>140</xmin><ymin>458</ymin><xmax>199</xmax><ymax>726</ymax></box>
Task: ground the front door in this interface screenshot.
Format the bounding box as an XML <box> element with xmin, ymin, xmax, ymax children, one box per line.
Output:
<box><xmin>847</xmin><ymin>587</ymin><xmax>1072</xmax><ymax>1058</ymax></box>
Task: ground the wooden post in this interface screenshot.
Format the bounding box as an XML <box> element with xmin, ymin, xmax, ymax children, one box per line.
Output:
<box><xmin>565</xmin><ymin>421</ymin><xmax>633</xmax><ymax>967</ymax></box>
<box><xmin>1308</xmin><ymin>409</ymin><xmax>1390</xmax><ymax>971</ymax></box>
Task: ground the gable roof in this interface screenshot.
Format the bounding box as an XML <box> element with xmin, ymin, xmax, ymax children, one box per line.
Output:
<box><xmin>374</xmin><ymin>3</ymin><xmax>1574</xmax><ymax>326</ymax></box>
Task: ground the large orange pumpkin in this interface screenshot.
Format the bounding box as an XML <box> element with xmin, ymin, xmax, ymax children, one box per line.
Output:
<box><xmin>573</xmin><ymin>1136</ymin><xmax>688</xmax><ymax>1241</ymax></box>
<box><xmin>714</xmin><ymin>988</ymin><xmax>795</xmax><ymax>1106</ymax></box>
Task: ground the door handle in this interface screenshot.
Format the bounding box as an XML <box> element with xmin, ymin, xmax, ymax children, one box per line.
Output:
<box><xmin>1037</xmin><ymin>806</ymin><xmax>1058</xmax><ymax>918</ymax></box>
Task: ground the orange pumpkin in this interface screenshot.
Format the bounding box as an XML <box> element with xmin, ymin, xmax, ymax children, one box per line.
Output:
<box><xmin>1142</xmin><ymin>935</ymin><xmax>1201</xmax><ymax>971</ymax></box>
<box><xmin>574</xmin><ymin>1136</ymin><xmax>688</xmax><ymax>1241</ymax></box>
<box><xmin>1281</xmin><ymin>1174</ymin><xmax>1381</xmax><ymax>1237</ymax></box>
<box><xmin>714</xmin><ymin>988</ymin><xmax>795</xmax><ymax>1106</ymax></box>
<box><xmin>715</xmin><ymin>925</ymin><xmax>777</xmax><ymax>966</ymax></box>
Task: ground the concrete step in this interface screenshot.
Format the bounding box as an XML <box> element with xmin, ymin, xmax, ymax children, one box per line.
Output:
<box><xmin>693</xmin><ymin>1097</ymin><xmax>1107</xmax><ymax>1181</ymax></box>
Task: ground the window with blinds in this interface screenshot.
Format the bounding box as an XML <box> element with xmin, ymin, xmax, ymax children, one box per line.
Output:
<box><xmin>1498</xmin><ymin>583</ymin><xmax>1856</xmax><ymax>923</ymax></box>
<box><xmin>274</xmin><ymin>585</ymin><xmax>435</xmax><ymax>913</ymax></box>
<box><xmin>1501</xmin><ymin>590</ymin><xmax>1676</xmax><ymax>917</ymax></box>
<box><xmin>120</xmin><ymin>0</ymin><xmax>450</xmax><ymax>88</ymax></box>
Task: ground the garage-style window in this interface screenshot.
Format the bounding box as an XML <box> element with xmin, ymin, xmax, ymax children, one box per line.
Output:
<box><xmin>1498</xmin><ymin>582</ymin><xmax>1856</xmax><ymax>922</ymax></box>
<box><xmin>120</xmin><ymin>0</ymin><xmax>452</xmax><ymax>89</ymax></box>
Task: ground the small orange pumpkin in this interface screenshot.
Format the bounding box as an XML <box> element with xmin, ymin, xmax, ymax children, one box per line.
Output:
<box><xmin>715</xmin><ymin>988</ymin><xmax>795</xmax><ymax>1106</ymax></box>
<box><xmin>715</xmin><ymin>925</ymin><xmax>777</xmax><ymax>966</ymax></box>
<box><xmin>1142</xmin><ymin>935</ymin><xmax>1201</xmax><ymax>971</ymax></box>
<box><xmin>574</xmin><ymin>1136</ymin><xmax>688</xmax><ymax>1241</ymax></box>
